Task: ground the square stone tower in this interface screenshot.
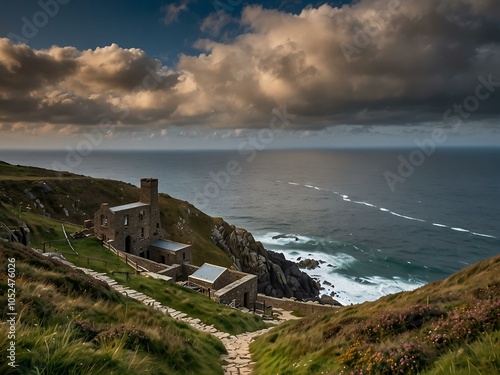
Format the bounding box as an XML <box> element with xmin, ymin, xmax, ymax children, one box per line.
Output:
<box><xmin>140</xmin><ymin>178</ymin><xmax>161</xmax><ymax>241</ymax></box>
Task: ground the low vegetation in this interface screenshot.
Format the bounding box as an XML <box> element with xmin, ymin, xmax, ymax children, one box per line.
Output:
<box><xmin>251</xmin><ymin>255</ymin><xmax>500</xmax><ymax>374</ymax></box>
<box><xmin>0</xmin><ymin>243</ymin><xmax>226</xmax><ymax>375</ymax></box>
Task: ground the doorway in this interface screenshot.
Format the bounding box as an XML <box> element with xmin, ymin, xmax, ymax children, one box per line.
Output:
<box><xmin>125</xmin><ymin>235</ymin><xmax>132</xmax><ymax>253</ymax></box>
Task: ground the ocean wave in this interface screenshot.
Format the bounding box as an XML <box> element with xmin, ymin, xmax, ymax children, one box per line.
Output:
<box><xmin>352</xmin><ymin>201</ymin><xmax>377</xmax><ymax>207</ymax></box>
<box><xmin>389</xmin><ymin>211</ymin><xmax>426</xmax><ymax>222</ymax></box>
<box><xmin>451</xmin><ymin>227</ymin><xmax>470</xmax><ymax>233</ymax></box>
<box><xmin>277</xmin><ymin>180</ymin><xmax>498</xmax><ymax>249</ymax></box>
<box><xmin>472</xmin><ymin>232</ymin><xmax>497</xmax><ymax>239</ymax></box>
<box><xmin>433</xmin><ymin>223</ymin><xmax>448</xmax><ymax>228</ymax></box>
<box><xmin>313</xmin><ymin>269</ymin><xmax>424</xmax><ymax>305</ymax></box>
<box><xmin>258</xmin><ymin>230</ymin><xmax>427</xmax><ymax>304</ymax></box>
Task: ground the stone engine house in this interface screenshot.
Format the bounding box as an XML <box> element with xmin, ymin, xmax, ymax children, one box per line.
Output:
<box><xmin>94</xmin><ymin>178</ymin><xmax>192</xmax><ymax>264</ymax></box>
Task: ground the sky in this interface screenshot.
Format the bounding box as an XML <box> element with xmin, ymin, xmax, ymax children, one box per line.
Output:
<box><xmin>0</xmin><ymin>0</ymin><xmax>499</xmax><ymax>150</ymax></box>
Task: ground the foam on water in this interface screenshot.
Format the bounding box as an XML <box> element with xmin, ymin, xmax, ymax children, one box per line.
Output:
<box><xmin>283</xmin><ymin>181</ymin><xmax>498</xmax><ymax>241</ymax></box>
<box><xmin>256</xmin><ymin>235</ymin><xmax>425</xmax><ymax>305</ymax></box>
<box><xmin>472</xmin><ymin>232</ymin><xmax>496</xmax><ymax>239</ymax></box>
<box><xmin>389</xmin><ymin>211</ymin><xmax>426</xmax><ymax>222</ymax></box>
<box><xmin>451</xmin><ymin>227</ymin><xmax>469</xmax><ymax>233</ymax></box>
<box><xmin>290</xmin><ymin>248</ymin><xmax>424</xmax><ymax>305</ymax></box>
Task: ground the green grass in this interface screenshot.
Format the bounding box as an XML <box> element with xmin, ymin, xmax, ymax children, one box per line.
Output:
<box><xmin>0</xmin><ymin>243</ymin><xmax>226</xmax><ymax>375</ymax></box>
<box><xmin>1</xmin><ymin>190</ymin><xmax>269</xmax><ymax>336</ymax></box>
<box><xmin>115</xmin><ymin>274</ymin><xmax>270</xmax><ymax>335</ymax></box>
<box><xmin>423</xmin><ymin>331</ymin><xmax>500</xmax><ymax>375</ymax></box>
<box><xmin>56</xmin><ymin>236</ymin><xmax>269</xmax><ymax>335</ymax></box>
<box><xmin>250</xmin><ymin>255</ymin><xmax>500</xmax><ymax>375</ymax></box>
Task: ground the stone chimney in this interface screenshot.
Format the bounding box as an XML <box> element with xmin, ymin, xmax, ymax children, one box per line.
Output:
<box><xmin>140</xmin><ymin>178</ymin><xmax>158</xmax><ymax>206</ymax></box>
<box><xmin>140</xmin><ymin>178</ymin><xmax>161</xmax><ymax>241</ymax></box>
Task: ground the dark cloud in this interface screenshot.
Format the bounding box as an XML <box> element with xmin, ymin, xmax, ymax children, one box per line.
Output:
<box><xmin>0</xmin><ymin>40</ymin><xmax>77</xmax><ymax>91</ymax></box>
<box><xmin>0</xmin><ymin>0</ymin><xmax>499</xmax><ymax>137</ymax></box>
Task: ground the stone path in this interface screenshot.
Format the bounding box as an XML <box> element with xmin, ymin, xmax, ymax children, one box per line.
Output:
<box><xmin>77</xmin><ymin>267</ymin><xmax>274</xmax><ymax>374</ymax></box>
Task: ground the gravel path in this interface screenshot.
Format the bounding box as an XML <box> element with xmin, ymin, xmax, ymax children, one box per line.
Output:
<box><xmin>77</xmin><ymin>267</ymin><xmax>277</xmax><ymax>374</ymax></box>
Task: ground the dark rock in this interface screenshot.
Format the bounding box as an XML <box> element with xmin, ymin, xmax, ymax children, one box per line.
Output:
<box><xmin>298</xmin><ymin>258</ymin><xmax>320</xmax><ymax>270</ymax></box>
<box><xmin>272</xmin><ymin>234</ymin><xmax>299</xmax><ymax>241</ymax></box>
<box><xmin>320</xmin><ymin>294</ymin><xmax>342</xmax><ymax>306</ymax></box>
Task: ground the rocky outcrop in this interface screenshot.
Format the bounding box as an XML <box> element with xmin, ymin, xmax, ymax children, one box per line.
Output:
<box><xmin>320</xmin><ymin>294</ymin><xmax>342</xmax><ymax>306</ymax></box>
<box><xmin>211</xmin><ymin>221</ymin><xmax>321</xmax><ymax>300</ymax></box>
<box><xmin>298</xmin><ymin>258</ymin><xmax>320</xmax><ymax>270</ymax></box>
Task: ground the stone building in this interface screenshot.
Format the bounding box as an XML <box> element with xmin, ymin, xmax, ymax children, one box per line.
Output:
<box><xmin>94</xmin><ymin>178</ymin><xmax>257</xmax><ymax>308</ymax></box>
<box><xmin>94</xmin><ymin>178</ymin><xmax>192</xmax><ymax>264</ymax></box>
<box><xmin>188</xmin><ymin>263</ymin><xmax>257</xmax><ymax>308</ymax></box>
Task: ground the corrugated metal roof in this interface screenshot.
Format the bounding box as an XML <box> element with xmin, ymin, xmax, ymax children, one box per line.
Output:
<box><xmin>151</xmin><ymin>239</ymin><xmax>189</xmax><ymax>252</ymax></box>
<box><xmin>190</xmin><ymin>263</ymin><xmax>227</xmax><ymax>283</ymax></box>
<box><xmin>109</xmin><ymin>202</ymin><xmax>148</xmax><ymax>212</ymax></box>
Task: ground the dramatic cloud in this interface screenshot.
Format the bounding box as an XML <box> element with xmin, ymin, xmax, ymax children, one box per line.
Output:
<box><xmin>1</xmin><ymin>0</ymin><xmax>499</xmax><ymax>138</ymax></box>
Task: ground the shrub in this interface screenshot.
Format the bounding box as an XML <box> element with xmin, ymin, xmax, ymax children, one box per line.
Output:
<box><xmin>359</xmin><ymin>304</ymin><xmax>444</xmax><ymax>342</ymax></box>
<box><xmin>428</xmin><ymin>299</ymin><xmax>500</xmax><ymax>347</ymax></box>
<box><xmin>339</xmin><ymin>341</ymin><xmax>428</xmax><ymax>375</ymax></box>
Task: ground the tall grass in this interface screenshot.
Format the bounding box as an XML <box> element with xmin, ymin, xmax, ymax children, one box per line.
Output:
<box><xmin>0</xmin><ymin>243</ymin><xmax>226</xmax><ymax>375</ymax></box>
<box><xmin>424</xmin><ymin>331</ymin><xmax>500</xmax><ymax>375</ymax></box>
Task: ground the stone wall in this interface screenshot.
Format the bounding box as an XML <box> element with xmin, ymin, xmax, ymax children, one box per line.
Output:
<box><xmin>256</xmin><ymin>294</ymin><xmax>339</xmax><ymax>315</ymax></box>
<box><xmin>122</xmin><ymin>251</ymin><xmax>169</xmax><ymax>273</ymax></box>
<box><xmin>215</xmin><ymin>274</ymin><xmax>258</xmax><ymax>308</ymax></box>
<box><xmin>180</xmin><ymin>264</ymin><xmax>200</xmax><ymax>280</ymax></box>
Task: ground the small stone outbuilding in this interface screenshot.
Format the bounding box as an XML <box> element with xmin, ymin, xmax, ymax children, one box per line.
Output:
<box><xmin>188</xmin><ymin>263</ymin><xmax>257</xmax><ymax>309</ymax></box>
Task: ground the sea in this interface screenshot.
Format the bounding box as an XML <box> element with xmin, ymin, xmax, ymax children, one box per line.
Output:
<box><xmin>2</xmin><ymin>147</ymin><xmax>499</xmax><ymax>305</ymax></box>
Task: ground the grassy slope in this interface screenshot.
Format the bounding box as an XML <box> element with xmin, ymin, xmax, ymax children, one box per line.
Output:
<box><xmin>251</xmin><ymin>255</ymin><xmax>500</xmax><ymax>375</ymax></box>
<box><xmin>0</xmin><ymin>242</ymin><xmax>226</xmax><ymax>375</ymax></box>
<box><xmin>0</xmin><ymin>161</ymin><xmax>233</xmax><ymax>268</ymax></box>
<box><xmin>0</xmin><ymin>205</ymin><xmax>269</xmax><ymax>335</ymax></box>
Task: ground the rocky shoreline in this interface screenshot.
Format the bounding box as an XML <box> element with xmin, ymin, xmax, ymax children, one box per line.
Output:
<box><xmin>211</xmin><ymin>221</ymin><xmax>341</xmax><ymax>306</ymax></box>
